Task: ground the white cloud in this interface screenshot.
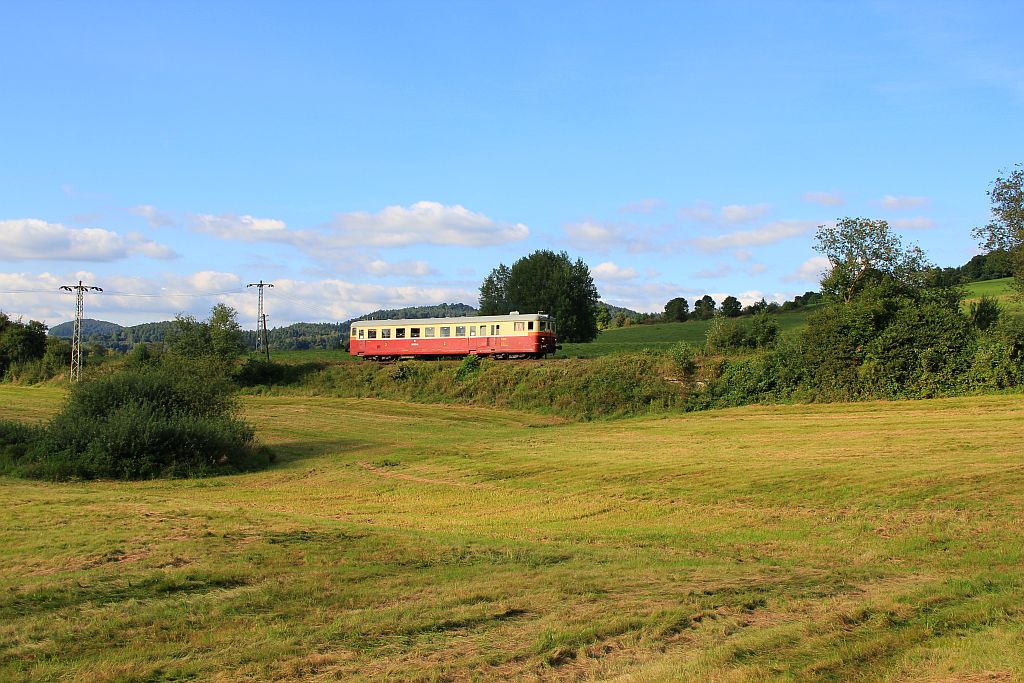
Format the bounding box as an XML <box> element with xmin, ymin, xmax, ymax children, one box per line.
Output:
<box><xmin>617</xmin><ymin>198</ymin><xmax>665</xmax><ymax>214</ymax></box>
<box><xmin>0</xmin><ymin>219</ymin><xmax>177</xmax><ymax>262</ymax></box>
<box><xmin>733</xmin><ymin>249</ymin><xmax>752</xmax><ymax>262</ymax></box>
<box><xmin>681</xmin><ymin>201</ymin><xmax>770</xmax><ymax>225</ymax></box>
<box><xmin>329</xmin><ymin>201</ymin><xmax>528</xmax><ymax>247</ymax></box>
<box><xmin>783</xmin><ymin>256</ymin><xmax>831</xmax><ymax>283</ymax></box>
<box><xmin>880</xmin><ymin>195</ymin><xmax>929</xmax><ymax>210</ymax></box>
<box><xmin>694</xmin><ymin>263</ymin><xmax>732</xmax><ymax>279</ymax></box>
<box><xmin>192</xmin><ymin>213</ymin><xmax>291</xmax><ymax>241</ymax></box>
<box><xmin>890</xmin><ymin>216</ymin><xmax>935</xmax><ymax>230</ymax></box>
<box><xmin>0</xmin><ymin>269</ymin><xmax>478</xmax><ymax>327</ymax></box>
<box><xmin>801</xmin><ymin>191</ymin><xmax>844</xmax><ymax>207</ymax></box>
<box><xmin>563</xmin><ymin>220</ymin><xmax>655</xmax><ymax>253</ymax></box>
<box><xmin>748</xmin><ymin>263</ymin><xmax>768</xmax><ymax>275</ymax></box>
<box><xmin>721</xmin><ymin>203</ymin><xmax>771</xmax><ymax>224</ymax></box>
<box><xmin>131</xmin><ymin>205</ymin><xmax>176</xmax><ymax>228</ymax></box>
<box><xmin>592</xmin><ymin>262</ymin><xmax>639</xmax><ymax>281</ymax></box>
<box><xmin>364</xmin><ymin>259</ymin><xmax>437</xmax><ymax>277</ymax></box>
<box><xmin>691</xmin><ymin>220</ymin><xmax>816</xmax><ymax>252</ymax></box>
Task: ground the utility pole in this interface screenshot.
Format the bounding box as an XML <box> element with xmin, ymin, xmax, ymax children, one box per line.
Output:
<box><xmin>247</xmin><ymin>280</ymin><xmax>273</xmax><ymax>361</ymax></box>
<box><xmin>59</xmin><ymin>280</ymin><xmax>102</xmax><ymax>381</ymax></box>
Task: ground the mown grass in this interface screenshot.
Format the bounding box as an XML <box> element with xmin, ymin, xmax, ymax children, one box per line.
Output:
<box><xmin>1</xmin><ymin>386</ymin><xmax>1023</xmax><ymax>680</ymax></box>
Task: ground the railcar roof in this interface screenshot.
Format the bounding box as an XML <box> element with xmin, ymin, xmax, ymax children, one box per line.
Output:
<box><xmin>350</xmin><ymin>313</ymin><xmax>552</xmax><ymax>327</ymax></box>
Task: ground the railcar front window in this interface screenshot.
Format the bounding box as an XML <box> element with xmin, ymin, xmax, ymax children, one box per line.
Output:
<box><xmin>440</xmin><ymin>327</ymin><xmax>451</xmax><ymax>337</ymax></box>
<box><xmin>540</xmin><ymin>321</ymin><xmax>547</xmax><ymax>331</ymax></box>
<box><xmin>455</xmin><ymin>326</ymin><xmax>466</xmax><ymax>336</ymax></box>
<box><xmin>358</xmin><ymin>329</ymin><xmax>364</xmax><ymax>339</ymax></box>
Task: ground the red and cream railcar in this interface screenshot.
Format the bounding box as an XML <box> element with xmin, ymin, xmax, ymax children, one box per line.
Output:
<box><xmin>349</xmin><ymin>313</ymin><xmax>557</xmax><ymax>360</ymax></box>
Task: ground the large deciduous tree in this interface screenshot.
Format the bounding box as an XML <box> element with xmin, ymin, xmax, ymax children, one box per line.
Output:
<box><xmin>815</xmin><ymin>217</ymin><xmax>929</xmax><ymax>303</ymax></box>
<box><xmin>664</xmin><ymin>297</ymin><xmax>689</xmax><ymax>322</ymax></box>
<box><xmin>479</xmin><ymin>250</ymin><xmax>599</xmax><ymax>342</ymax></box>
<box><xmin>973</xmin><ymin>164</ymin><xmax>1024</xmax><ymax>287</ymax></box>
<box><xmin>693</xmin><ymin>295</ymin><xmax>716</xmax><ymax>320</ymax></box>
<box><xmin>720</xmin><ymin>295</ymin><xmax>742</xmax><ymax>317</ymax></box>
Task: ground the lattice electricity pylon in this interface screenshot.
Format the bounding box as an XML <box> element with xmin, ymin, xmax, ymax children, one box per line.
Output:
<box><xmin>59</xmin><ymin>280</ymin><xmax>103</xmax><ymax>381</ymax></box>
<box><xmin>247</xmin><ymin>280</ymin><xmax>274</xmax><ymax>360</ymax></box>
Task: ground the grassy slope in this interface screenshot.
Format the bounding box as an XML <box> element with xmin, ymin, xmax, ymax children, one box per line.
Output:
<box><xmin>964</xmin><ymin>277</ymin><xmax>1023</xmax><ymax>316</ymax></box>
<box><xmin>2</xmin><ymin>387</ymin><xmax>1023</xmax><ymax>681</ymax></box>
<box><xmin>560</xmin><ymin>307</ymin><xmax>818</xmax><ymax>357</ymax></box>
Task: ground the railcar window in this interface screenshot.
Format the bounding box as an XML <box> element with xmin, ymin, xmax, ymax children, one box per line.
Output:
<box><xmin>381</xmin><ymin>329</ymin><xmax>391</xmax><ymax>338</ymax></box>
<box><xmin>495</xmin><ymin>324</ymin><xmax>500</xmax><ymax>333</ymax></box>
<box><xmin>514</xmin><ymin>321</ymin><xmax>524</xmax><ymax>331</ymax></box>
<box><xmin>440</xmin><ymin>326</ymin><xmax>451</xmax><ymax>337</ymax></box>
<box><xmin>455</xmin><ymin>326</ymin><xmax>466</xmax><ymax>336</ymax></box>
<box><xmin>480</xmin><ymin>325</ymin><xmax>487</xmax><ymax>335</ymax></box>
<box><xmin>540</xmin><ymin>321</ymin><xmax>547</xmax><ymax>331</ymax></box>
<box><xmin>395</xmin><ymin>328</ymin><xmax>406</xmax><ymax>338</ymax></box>
<box><xmin>425</xmin><ymin>327</ymin><xmax>435</xmax><ymax>337</ymax></box>
<box><xmin>411</xmin><ymin>328</ymin><xmax>420</xmax><ymax>338</ymax></box>
<box><xmin>528</xmin><ymin>321</ymin><xmax>534</xmax><ymax>331</ymax></box>
<box><xmin>469</xmin><ymin>327</ymin><xmax>476</xmax><ymax>337</ymax></box>
<box><xmin>368</xmin><ymin>329</ymin><xmax>377</xmax><ymax>339</ymax></box>
<box><xmin>358</xmin><ymin>329</ymin><xmax>365</xmax><ymax>339</ymax></box>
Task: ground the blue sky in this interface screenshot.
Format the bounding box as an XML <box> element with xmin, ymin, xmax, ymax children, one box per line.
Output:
<box><xmin>1</xmin><ymin>1</ymin><xmax>1022</xmax><ymax>328</ymax></box>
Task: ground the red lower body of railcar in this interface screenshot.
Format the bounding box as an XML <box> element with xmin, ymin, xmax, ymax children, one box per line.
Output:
<box><xmin>350</xmin><ymin>333</ymin><xmax>555</xmax><ymax>360</ymax></box>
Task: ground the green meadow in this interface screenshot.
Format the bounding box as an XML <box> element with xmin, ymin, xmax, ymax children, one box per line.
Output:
<box><xmin>2</xmin><ymin>385</ymin><xmax>1023</xmax><ymax>681</ymax></box>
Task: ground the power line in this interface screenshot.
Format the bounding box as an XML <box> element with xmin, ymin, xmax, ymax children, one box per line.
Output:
<box><xmin>59</xmin><ymin>281</ymin><xmax>102</xmax><ymax>382</ymax></box>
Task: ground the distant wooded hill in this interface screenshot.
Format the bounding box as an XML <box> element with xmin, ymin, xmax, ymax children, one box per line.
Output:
<box><xmin>46</xmin><ymin>301</ymin><xmax>640</xmax><ymax>352</ymax></box>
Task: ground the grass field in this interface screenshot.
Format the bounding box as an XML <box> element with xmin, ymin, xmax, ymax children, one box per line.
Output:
<box><xmin>2</xmin><ymin>386</ymin><xmax>1023</xmax><ymax>681</ymax></box>
<box><xmin>964</xmin><ymin>277</ymin><xmax>1023</xmax><ymax>317</ymax></box>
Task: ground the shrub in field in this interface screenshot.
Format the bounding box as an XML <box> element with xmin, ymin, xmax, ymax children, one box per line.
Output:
<box><xmin>0</xmin><ymin>366</ymin><xmax>271</xmax><ymax>480</ymax></box>
<box><xmin>705</xmin><ymin>313</ymin><xmax>779</xmax><ymax>354</ymax></box>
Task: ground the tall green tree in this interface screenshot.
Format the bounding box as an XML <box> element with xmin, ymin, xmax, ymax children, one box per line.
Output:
<box><xmin>815</xmin><ymin>217</ymin><xmax>929</xmax><ymax>303</ymax></box>
<box><xmin>479</xmin><ymin>250</ymin><xmax>599</xmax><ymax>342</ymax></box>
<box><xmin>693</xmin><ymin>295</ymin><xmax>716</xmax><ymax>320</ymax></box>
<box><xmin>664</xmin><ymin>297</ymin><xmax>689</xmax><ymax>322</ymax></box>
<box><xmin>973</xmin><ymin>164</ymin><xmax>1024</xmax><ymax>288</ymax></box>
<box><xmin>165</xmin><ymin>304</ymin><xmax>246</xmax><ymax>375</ymax></box>
<box><xmin>720</xmin><ymin>295</ymin><xmax>742</xmax><ymax>317</ymax></box>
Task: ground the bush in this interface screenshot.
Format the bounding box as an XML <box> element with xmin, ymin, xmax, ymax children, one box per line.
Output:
<box><xmin>705</xmin><ymin>314</ymin><xmax>779</xmax><ymax>354</ymax></box>
<box><xmin>1</xmin><ymin>366</ymin><xmax>272</xmax><ymax>480</ymax></box>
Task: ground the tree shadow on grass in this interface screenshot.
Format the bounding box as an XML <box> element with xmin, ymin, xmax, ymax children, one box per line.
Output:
<box><xmin>265</xmin><ymin>436</ymin><xmax>376</xmax><ymax>467</ymax></box>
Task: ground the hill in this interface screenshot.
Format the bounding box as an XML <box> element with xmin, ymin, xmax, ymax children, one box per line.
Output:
<box><xmin>48</xmin><ymin>319</ymin><xmax>123</xmax><ymax>338</ymax></box>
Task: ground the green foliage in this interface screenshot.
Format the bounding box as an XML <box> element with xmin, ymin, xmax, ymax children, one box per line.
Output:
<box><xmin>663</xmin><ymin>297</ymin><xmax>689</xmax><ymax>322</ymax></box>
<box><xmin>705</xmin><ymin>314</ymin><xmax>779</xmax><ymax>354</ymax></box>
<box><xmin>455</xmin><ymin>354</ymin><xmax>482</xmax><ymax>381</ymax></box>
<box><xmin>479</xmin><ymin>250</ymin><xmax>600</xmax><ymax>342</ymax></box>
<box><xmin>0</xmin><ymin>366</ymin><xmax>270</xmax><ymax>480</ymax></box>
<box><xmin>692</xmin><ymin>295</ymin><xmax>716</xmax><ymax>320</ymax></box>
<box><xmin>165</xmin><ymin>305</ymin><xmax>246</xmax><ymax>376</ymax></box>
<box><xmin>0</xmin><ymin>313</ymin><xmax>48</xmax><ymax>380</ymax></box>
<box><xmin>816</xmin><ymin>217</ymin><xmax>929</xmax><ymax>302</ymax></box>
<box><xmin>974</xmin><ymin>164</ymin><xmax>1024</xmax><ymax>286</ymax></box>
<box><xmin>720</xmin><ymin>295</ymin><xmax>741</xmax><ymax>317</ymax></box>
<box><xmin>970</xmin><ymin>295</ymin><xmax>1002</xmax><ymax>331</ymax></box>
<box><xmin>668</xmin><ymin>341</ymin><xmax>698</xmax><ymax>375</ymax></box>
